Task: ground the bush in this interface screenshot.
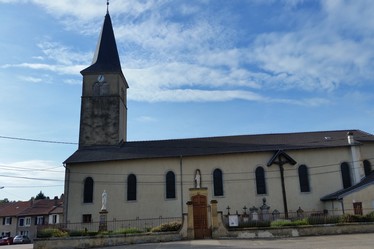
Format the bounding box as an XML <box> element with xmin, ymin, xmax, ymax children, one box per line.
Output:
<box><xmin>271</xmin><ymin>219</ymin><xmax>308</xmax><ymax>227</ymax></box>
<box><xmin>37</xmin><ymin>228</ymin><xmax>68</xmax><ymax>238</ymax></box>
<box><xmin>340</xmin><ymin>214</ymin><xmax>366</xmax><ymax>223</ymax></box>
<box><xmin>112</xmin><ymin>227</ymin><xmax>142</xmax><ymax>235</ymax></box>
<box><xmin>151</xmin><ymin>221</ymin><xmax>182</xmax><ymax>232</ymax></box>
<box><xmin>365</xmin><ymin>211</ymin><xmax>374</xmax><ymax>222</ymax></box>
<box><xmin>239</xmin><ymin>220</ymin><xmax>271</xmax><ymax>228</ymax></box>
<box><xmin>307</xmin><ymin>215</ymin><xmax>340</xmax><ymax>225</ymax></box>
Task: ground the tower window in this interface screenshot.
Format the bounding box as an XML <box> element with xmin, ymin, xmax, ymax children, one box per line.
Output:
<box><xmin>255</xmin><ymin>167</ymin><xmax>267</xmax><ymax>195</ymax></box>
<box><xmin>127</xmin><ymin>174</ymin><xmax>137</xmax><ymax>201</ymax></box>
<box><xmin>213</xmin><ymin>169</ymin><xmax>223</xmax><ymax>196</ymax></box>
<box><xmin>364</xmin><ymin>160</ymin><xmax>372</xmax><ymax>177</ymax></box>
<box><xmin>341</xmin><ymin>162</ymin><xmax>352</xmax><ymax>189</ymax></box>
<box><xmin>298</xmin><ymin>165</ymin><xmax>310</xmax><ymax>192</ymax></box>
<box><xmin>83</xmin><ymin>177</ymin><xmax>94</xmax><ymax>203</ymax></box>
<box><xmin>166</xmin><ymin>171</ymin><xmax>176</xmax><ymax>199</ymax></box>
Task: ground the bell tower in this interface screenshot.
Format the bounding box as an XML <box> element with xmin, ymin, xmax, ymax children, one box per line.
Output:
<box><xmin>79</xmin><ymin>8</ymin><xmax>128</xmax><ymax>148</ymax></box>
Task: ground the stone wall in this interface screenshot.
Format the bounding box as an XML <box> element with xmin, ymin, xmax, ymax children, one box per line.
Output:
<box><xmin>225</xmin><ymin>223</ymin><xmax>374</xmax><ymax>239</ymax></box>
<box><xmin>34</xmin><ymin>232</ymin><xmax>181</xmax><ymax>249</ymax></box>
<box><xmin>34</xmin><ymin>223</ymin><xmax>374</xmax><ymax>248</ymax></box>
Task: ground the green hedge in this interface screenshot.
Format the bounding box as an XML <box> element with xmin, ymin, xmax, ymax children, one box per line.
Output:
<box><xmin>150</xmin><ymin>221</ymin><xmax>182</xmax><ymax>232</ymax></box>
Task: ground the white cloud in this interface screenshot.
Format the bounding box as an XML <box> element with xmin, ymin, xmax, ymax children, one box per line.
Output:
<box><xmin>0</xmin><ymin>160</ymin><xmax>64</xmax><ymax>200</ymax></box>
<box><xmin>18</xmin><ymin>76</ymin><xmax>43</xmax><ymax>83</ymax></box>
<box><xmin>3</xmin><ymin>0</ymin><xmax>372</xmax><ymax>105</ymax></box>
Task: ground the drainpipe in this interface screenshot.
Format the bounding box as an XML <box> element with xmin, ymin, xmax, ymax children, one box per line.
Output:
<box><xmin>180</xmin><ymin>155</ymin><xmax>184</xmax><ymax>217</ymax></box>
<box><xmin>347</xmin><ymin>132</ymin><xmax>363</xmax><ymax>184</ymax></box>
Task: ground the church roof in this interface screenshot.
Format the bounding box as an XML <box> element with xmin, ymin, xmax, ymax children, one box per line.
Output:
<box><xmin>81</xmin><ymin>12</ymin><xmax>123</xmax><ymax>74</ymax></box>
<box><xmin>64</xmin><ymin>129</ymin><xmax>374</xmax><ymax>164</ymax></box>
<box><xmin>321</xmin><ymin>171</ymin><xmax>374</xmax><ymax>201</ymax></box>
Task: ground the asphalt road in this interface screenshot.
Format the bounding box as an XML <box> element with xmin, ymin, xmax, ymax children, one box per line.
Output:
<box><xmin>99</xmin><ymin>233</ymin><xmax>374</xmax><ymax>249</ymax></box>
<box><xmin>4</xmin><ymin>233</ymin><xmax>374</xmax><ymax>249</ymax></box>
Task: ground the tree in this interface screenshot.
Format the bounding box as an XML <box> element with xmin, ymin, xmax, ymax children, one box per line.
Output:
<box><xmin>0</xmin><ymin>198</ymin><xmax>9</xmax><ymax>203</ymax></box>
<box><xmin>35</xmin><ymin>191</ymin><xmax>47</xmax><ymax>200</ymax></box>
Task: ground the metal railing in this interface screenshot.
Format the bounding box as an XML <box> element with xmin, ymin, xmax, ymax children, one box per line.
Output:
<box><xmin>38</xmin><ymin>216</ymin><xmax>182</xmax><ymax>234</ymax></box>
<box><xmin>223</xmin><ymin>208</ymin><xmax>374</xmax><ymax>228</ymax></box>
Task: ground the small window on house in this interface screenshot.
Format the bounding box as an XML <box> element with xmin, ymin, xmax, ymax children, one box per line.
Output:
<box><xmin>25</xmin><ymin>217</ymin><xmax>31</xmax><ymax>227</ymax></box>
<box><xmin>4</xmin><ymin>217</ymin><xmax>11</xmax><ymax>225</ymax></box>
<box><xmin>83</xmin><ymin>177</ymin><xmax>94</xmax><ymax>203</ymax></box>
<box><xmin>19</xmin><ymin>218</ymin><xmax>25</xmax><ymax>227</ymax></box>
<box><xmin>341</xmin><ymin>162</ymin><xmax>352</xmax><ymax>189</ymax></box>
<box><xmin>82</xmin><ymin>214</ymin><xmax>92</xmax><ymax>223</ymax></box>
<box><xmin>213</xmin><ymin>169</ymin><xmax>223</xmax><ymax>196</ymax></box>
<box><xmin>53</xmin><ymin>214</ymin><xmax>58</xmax><ymax>224</ymax></box>
<box><xmin>36</xmin><ymin>216</ymin><xmax>44</xmax><ymax>225</ymax></box>
<box><xmin>166</xmin><ymin>171</ymin><xmax>176</xmax><ymax>199</ymax></box>
<box><xmin>298</xmin><ymin>165</ymin><xmax>310</xmax><ymax>192</ymax></box>
<box><xmin>364</xmin><ymin>160</ymin><xmax>372</xmax><ymax>177</ymax></box>
<box><xmin>255</xmin><ymin>167</ymin><xmax>267</xmax><ymax>195</ymax></box>
<box><xmin>127</xmin><ymin>174</ymin><xmax>137</xmax><ymax>201</ymax></box>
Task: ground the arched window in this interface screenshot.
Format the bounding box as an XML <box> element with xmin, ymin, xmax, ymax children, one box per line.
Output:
<box><xmin>83</xmin><ymin>177</ymin><xmax>94</xmax><ymax>203</ymax></box>
<box><xmin>298</xmin><ymin>165</ymin><xmax>310</xmax><ymax>192</ymax></box>
<box><xmin>127</xmin><ymin>174</ymin><xmax>137</xmax><ymax>201</ymax></box>
<box><xmin>166</xmin><ymin>171</ymin><xmax>176</xmax><ymax>199</ymax></box>
<box><xmin>213</xmin><ymin>169</ymin><xmax>223</xmax><ymax>196</ymax></box>
<box><xmin>341</xmin><ymin>162</ymin><xmax>352</xmax><ymax>189</ymax></box>
<box><xmin>255</xmin><ymin>167</ymin><xmax>267</xmax><ymax>195</ymax></box>
<box><xmin>364</xmin><ymin>160</ymin><xmax>372</xmax><ymax>177</ymax></box>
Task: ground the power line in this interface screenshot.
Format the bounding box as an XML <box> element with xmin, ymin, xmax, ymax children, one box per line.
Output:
<box><xmin>0</xmin><ymin>135</ymin><xmax>77</xmax><ymax>145</ymax></box>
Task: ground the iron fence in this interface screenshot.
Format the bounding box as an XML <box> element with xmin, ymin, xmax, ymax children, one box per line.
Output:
<box><xmin>223</xmin><ymin>208</ymin><xmax>374</xmax><ymax>228</ymax></box>
<box><xmin>38</xmin><ymin>216</ymin><xmax>182</xmax><ymax>234</ymax></box>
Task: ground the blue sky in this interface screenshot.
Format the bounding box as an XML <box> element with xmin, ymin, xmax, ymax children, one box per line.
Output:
<box><xmin>0</xmin><ymin>0</ymin><xmax>373</xmax><ymax>201</ymax></box>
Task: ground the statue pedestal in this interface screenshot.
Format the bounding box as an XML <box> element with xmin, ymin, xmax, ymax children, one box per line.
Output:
<box><xmin>99</xmin><ymin>209</ymin><xmax>108</xmax><ymax>232</ymax></box>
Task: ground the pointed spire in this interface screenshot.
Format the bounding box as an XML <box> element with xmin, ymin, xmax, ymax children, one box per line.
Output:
<box><xmin>107</xmin><ymin>0</ymin><xmax>109</xmax><ymax>14</ymax></box>
<box><xmin>81</xmin><ymin>6</ymin><xmax>122</xmax><ymax>74</ymax></box>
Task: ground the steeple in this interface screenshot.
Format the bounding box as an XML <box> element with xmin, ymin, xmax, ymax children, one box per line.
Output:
<box><xmin>78</xmin><ymin>6</ymin><xmax>128</xmax><ymax>148</ymax></box>
<box><xmin>81</xmin><ymin>9</ymin><xmax>123</xmax><ymax>74</ymax></box>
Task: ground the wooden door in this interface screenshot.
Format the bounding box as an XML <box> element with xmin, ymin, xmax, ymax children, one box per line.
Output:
<box><xmin>353</xmin><ymin>202</ymin><xmax>363</xmax><ymax>215</ymax></box>
<box><xmin>192</xmin><ymin>194</ymin><xmax>211</xmax><ymax>239</ymax></box>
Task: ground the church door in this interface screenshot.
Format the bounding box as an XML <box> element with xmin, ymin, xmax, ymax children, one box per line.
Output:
<box><xmin>192</xmin><ymin>194</ymin><xmax>211</xmax><ymax>239</ymax></box>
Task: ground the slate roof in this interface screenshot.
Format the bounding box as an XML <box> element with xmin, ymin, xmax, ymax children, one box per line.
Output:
<box><xmin>80</xmin><ymin>12</ymin><xmax>125</xmax><ymax>79</ymax></box>
<box><xmin>321</xmin><ymin>171</ymin><xmax>374</xmax><ymax>201</ymax></box>
<box><xmin>64</xmin><ymin>129</ymin><xmax>374</xmax><ymax>164</ymax></box>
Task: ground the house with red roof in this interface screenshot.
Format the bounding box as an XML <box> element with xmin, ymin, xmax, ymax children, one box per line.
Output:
<box><xmin>0</xmin><ymin>196</ymin><xmax>63</xmax><ymax>240</ymax></box>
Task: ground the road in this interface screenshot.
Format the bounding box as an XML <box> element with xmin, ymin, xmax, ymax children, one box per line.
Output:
<box><xmin>99</xmin><ymin>233</ymin><xmax>374</xmax><ymax>249</ymax></box>
<box><xmin>5</xmin><ymin>233</ymin><xmax>374</xmax><ymax>249</ymax></box>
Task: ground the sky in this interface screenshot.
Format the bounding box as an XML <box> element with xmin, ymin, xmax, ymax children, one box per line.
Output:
<box><xmin>0</xmin><ymin>0</ymin><xmax>373</xmax><ymax>201</ymax></box>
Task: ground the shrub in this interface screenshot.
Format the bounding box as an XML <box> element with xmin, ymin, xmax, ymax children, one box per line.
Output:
<box><xmin>69</xmin><ymin>230</ymin><xmax>87</xmax><ymax>237</ymax></box>
<box><xmin>239</xmin><ymin>220</ymin><xmax>271</xmax><ymax>228</ymax></box>
<box><xmin>151</xmin><ymin>221</ymin><xmax>182</xmax><ymax>232</ymax></box>
<box><xmin>37</xmin><ymin>228</ymin><xmax>68</xmax><ymax>238</ymax></box>
<box><xmin>271</xmin><ymin>219</ymin><xmax>308</xmax><ymax>227</ymax></box>
<box><xmin>112</xmin><ymin>227</ymin><xmax>142</xmax><ymax>235</ymax></box>
<box><xmin>307</xmin><ymin>215</ymin><xmax>340</xmax><ymax>225</ymax></box>
<box><xmin>365</xmin><ymin>211</ymin><xmax>374</xmax><ymax>222</ymax></box>
<box><xmin>340</xmin><ymin>214</ymin><xmax>367</xmax><ymax>223</ymax></box>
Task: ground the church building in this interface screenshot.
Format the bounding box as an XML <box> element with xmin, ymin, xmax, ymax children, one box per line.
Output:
<box><xmin>64</xmin><ymin>7</ymin><xmax>374</xmax><ymax>235</ymax></box>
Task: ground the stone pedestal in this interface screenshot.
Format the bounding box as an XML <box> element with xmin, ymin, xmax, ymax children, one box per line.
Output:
<box><xmin>99</xmin><ymin>209</ymin><xmax>108</xmax><ymax>232</ymax></box>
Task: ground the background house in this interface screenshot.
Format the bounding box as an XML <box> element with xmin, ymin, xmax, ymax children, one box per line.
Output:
<box><xmin>0</xmin><ymin>196</ymin><xmax>63</xmax><ymax>240</ymax></box>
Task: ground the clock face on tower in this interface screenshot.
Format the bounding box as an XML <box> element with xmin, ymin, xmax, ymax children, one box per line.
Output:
<box><xmin>97</xmin><ymin>75</ymin><xmax>105</xmax><ymax>83</ymax></box>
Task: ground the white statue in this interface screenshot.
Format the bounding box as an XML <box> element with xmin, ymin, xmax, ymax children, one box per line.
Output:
<box><xmin>101</xmin><ymin>190</ymin><xmax>107</xmax><ymax>211</ymax></box>
<box><xmin>195</xmin><ymin>169</ymin><xmax>201</xmax><ymax>188</ymax></box>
